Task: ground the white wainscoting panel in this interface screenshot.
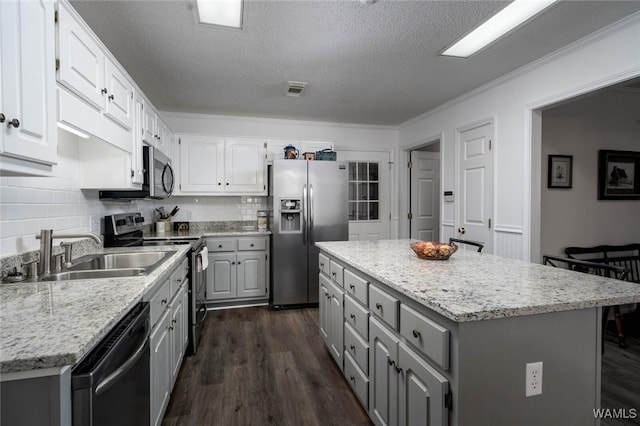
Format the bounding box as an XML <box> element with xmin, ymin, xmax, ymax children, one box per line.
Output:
<box><xmin>494</xmin><ymin>226</ymin><xmax>524</xmax><ymax>260</ymax></box>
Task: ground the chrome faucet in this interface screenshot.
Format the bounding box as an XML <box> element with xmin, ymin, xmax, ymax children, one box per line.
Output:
<box><xmin>36</xmin><ymin>230</ymin><xmax>102</xmax><ymax>276</ymax></box>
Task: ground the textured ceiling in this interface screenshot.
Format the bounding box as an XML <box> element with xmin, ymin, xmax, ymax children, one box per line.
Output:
<box><xmin>70</xmin><ymin>1</ymin><xmax>640</xmax><ymax>125</ymax></box>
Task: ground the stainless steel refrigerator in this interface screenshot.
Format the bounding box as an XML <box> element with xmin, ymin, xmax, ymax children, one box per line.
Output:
<box><xmin>270</xmin><ymin>160</ymin><xmax>348</xmax><ymax>308</ymax></box>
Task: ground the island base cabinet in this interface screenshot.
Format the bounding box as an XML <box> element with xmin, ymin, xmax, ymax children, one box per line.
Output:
<box><xmin>369</xmin><ymin>317</ymin><xmax>399</xmax><ymax>426</ymax></box>
<box><xmin>398</xmin><ymin>342</ymin><xmax>449</xmax><ymax>426</ymax></box>
<box><xmin>319</xmin><ymin>275</ymin><xmax>331</xmax><ymax>345</ymax></box>
<box><xmin>328</xmin><ymin>281</ymin><xmax>345</xmax><ymax>370</ymax></box>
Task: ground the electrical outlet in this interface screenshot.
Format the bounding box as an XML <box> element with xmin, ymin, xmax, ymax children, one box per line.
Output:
<box><xmin>89</xmin><ymin>216</ymin><xmax>101</xmax><ymax>233</ymax></box>
<box><xmin>526</xmin><ymin>361</ymin><xmax>543</xmax><ymax>397</ymax></box>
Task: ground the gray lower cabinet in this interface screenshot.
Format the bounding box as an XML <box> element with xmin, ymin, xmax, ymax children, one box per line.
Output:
<box><xmin>148</xmin><ymin>258</ymin><xmax>189</xmax><ymax>426</ymax></box>
<box><xmin>205</xmin><ymin>236</ymin><xmax>269</xmax><ymax>303</ymax></box>
<box><xmin>320</xmin><ymin>252</ymin><xmax>450</xmax><ymax>426</ymax></box>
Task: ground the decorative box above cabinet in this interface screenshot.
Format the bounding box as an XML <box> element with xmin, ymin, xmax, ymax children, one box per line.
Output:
<box><xmin>0</xmin><ymin>0</ymin><xmax>58</xmax><ymax>175</ymax></box>
<box><xmin>176</xmin><ymin>136</ymin><xmax>266</xmax><ymax>196</ymax></box>
<box><xmin>266</xmin><ymin>140</ymin><xmax>334</xmax><ymax>162</ymax></box>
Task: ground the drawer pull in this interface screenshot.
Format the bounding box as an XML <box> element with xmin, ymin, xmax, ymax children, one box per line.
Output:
<box><xmin>177</xmin><ymin>279</ymin><xmax>182</xmax><ymax>283</ymax></box>
<box><xmin>218</xmin><ymin>244</ymin><xmax>222</xmax><ymax>248</ymax></box>
<box><xmin>350</xmin><ymin>344</ymin><xmax>356</xmax><ymax>351</ymax></box>
<box><xmin>349</xmin><ymin>284</ymin><xmax>355</xmax><ymax>290</ymax></box>
<box><xmin>412</xmin><ymin>329</ymin><xmax>421</xmax><ymax>338</ymax></box>
<box><xmin>375</xmin><ymin>302</ymin><xmax>382</xmax><ymax>310</ymax></box>
<box><xmin>349</xmin><ymin>375</ymin><xmax>355</xmax><ymax>382</ymax></box>
<box><xmin>349</xmin><ymin>313</ymin><xmax>356</xmax><ymax>320</ymax></box>
<box><xmin>250</xmin><ymin>243</ymin><xmax>254</xmax><ymax>247</ymax></box>
<box><xmin>320</xmin><ymin>263</ymin><xmax>324</xmax><ymax>268</ymax></box>
<box><xmin>332</xmin><ymin>272</ymin><xmax>336</xmax><ymax>277</ymax></box>
<box><xmin>161</xmin><ymin>298</ymin><xmax>168</xmax><ymax>305</ymax></box>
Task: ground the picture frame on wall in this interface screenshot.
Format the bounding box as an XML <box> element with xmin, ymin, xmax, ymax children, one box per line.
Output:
<box><xmin>598</xmin><ymin>150</ymin><xmax>640</xmax><ymax>200</ymax></box>
<box><xmin>547</xmin><ymin>155</ymin><xmax>573</xmax><ymax>189</ymax></box>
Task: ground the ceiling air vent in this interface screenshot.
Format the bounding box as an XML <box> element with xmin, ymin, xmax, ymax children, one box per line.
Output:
<box><xmin>286</xmin><ymin>81</ymin><xmax>308</xmax><ymax>97</ymax></box>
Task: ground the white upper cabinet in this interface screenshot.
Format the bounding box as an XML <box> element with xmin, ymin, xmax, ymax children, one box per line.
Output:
<box><xmin>178</xmin><ymin>136</ymin><xmax>225</xmax><ymax>194</ymax></box>
<box><xmin>142</xmin><ymin>100</ymin><xmax>157</xmax><ymax>145</ymax></box>
<box><xmin>104</xmin><ymin>59</ymin><xmax>134</xmax><ymax>131</ymax></box>
<box><xmin>176</xmin><ymin>136</ymin><xmax>266</xmax><ymax>196</ymax></box>
<box><xmin>225</xmin><ymin>138</ymin><xmax>266</xmax><ymax>193</ymax></box>
<box><xmin>0</xmin><ymin>0</ymin><xmax>57</xmax><ymax>171</ymax></box>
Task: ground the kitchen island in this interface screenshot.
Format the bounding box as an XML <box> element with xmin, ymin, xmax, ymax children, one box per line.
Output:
<box><xmin>315</xmin><ymin>239</ymin><xmax>640</xmax><ymax>426</ymax></box>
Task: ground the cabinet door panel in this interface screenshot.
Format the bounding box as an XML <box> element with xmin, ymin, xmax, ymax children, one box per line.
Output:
<box><xmin>179</xmin><ymin>137</ymin><xmax>224</xmax><ymax>193</ymax></box>
<box><xmin>142</xmin><ymin>101</ymin><xmax>156</xmax><ymax>145</ymax></box>
<box><xmin>1</xmin><ymin>0</ymin><xmax>56</xmax><ymax>164</ymax></box>
<box><xmin>329</xmin><ymin>281</ymin><xmax>344</xmax><ymax>370</ymax></box>
<box><xmin>236</xmin><ymin>253</ymin><xmax>266</xmax><ymax>298</ymax></box>
<box><xmin>150</xmin><ymin>311</ymin><xmax>171</xmax><ymax>426</ymax></box>
<box><xmin>369</xmin><ymin>317</ymin><xmax>399</xmax><ymax>426</ymax></box>
<box><xmin>225</xmin><ymin>139</ymin><xmax>265</xmax><ymax>193</ymax></box>
<box><xmin>398</xmin><ymin>342</ymin><xmax>449</xmax><ymax>426</ymax></box>
<box><xmin>319</xmin><ymin>275</ymin><xmax>331</xmax><ymax>346</ymax></box>
<box><xmin>104</xmin><ymin>59</ymin><xmax>133</xmax><ymax>131</ymax></box>
<box><xmin>170</xmin><ymin>287</ymin><xmax>185</xmax><ymax>388</ymax></box>
<box><xmin>58</xmin><ymin>2</ymin><xmax>105</xmax><ymax>110</ymax></box>
<box><xmin>205</xmin><ymin>253</ymin><xmax>236</xmax><ymax>300</ymax></box>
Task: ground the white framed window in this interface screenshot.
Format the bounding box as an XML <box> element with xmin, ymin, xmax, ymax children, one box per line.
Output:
<box><xmin>348</xmin><ymin>162</ymin><xmax>379</xmax><ymax>222</ymax></box>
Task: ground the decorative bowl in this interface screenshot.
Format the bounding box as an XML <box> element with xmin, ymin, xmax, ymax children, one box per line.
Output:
<box><xmin>410</xmin><ymin>241</ymin><xmax>458</xmax><ymax>260</ymax></box>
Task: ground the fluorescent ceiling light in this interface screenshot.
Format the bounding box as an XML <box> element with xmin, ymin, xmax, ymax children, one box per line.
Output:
<box><xmin>57</xmin><ymin>122</ymin><xmax>89</xmax><ymax>139</ymax></box>
<box><xmin>196</xmin><ymin>0</ymin><xmax>243</xmax><ymax>29</ymax></box>
<box><xmin>441</xmin><ymin>0</ymin><xmax>559</xmax><ymax>58</ymax></box>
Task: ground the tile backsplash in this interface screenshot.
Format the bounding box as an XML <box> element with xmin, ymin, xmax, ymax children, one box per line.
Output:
<box><xmin>0</xmin><ymin>130</ymin><xmax>267</xmax><ymax>256</ymax></box>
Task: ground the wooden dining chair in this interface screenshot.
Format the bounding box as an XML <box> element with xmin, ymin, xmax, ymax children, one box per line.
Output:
<box><xmin>448</xmin><ymin>238</ymin><xmax>484</xmax><ymax>253</ymax></box>
<box><xmin>542</xmin><ymin>254</ymin><xmax>630</xmax><ymax>352</ymax></box>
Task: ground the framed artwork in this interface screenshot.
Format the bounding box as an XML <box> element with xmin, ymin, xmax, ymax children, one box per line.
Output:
<box><xmin>598</xmin><ymin>150</ymin><xmax>640</xmax><ymax>200</ymax></box>
<box><xmin>548</xmin><ymin>155</ymin><xmax>573</xmax><ymax>188</ymax></box>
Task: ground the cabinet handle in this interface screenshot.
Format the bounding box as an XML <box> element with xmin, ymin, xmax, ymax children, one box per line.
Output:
<box><xmin>349</xmin><ymin>284</ymin><xmax>355</xmax><ymax>290</ymax></box>
<box><xmin>237</xmin><ymin>261</ymin><xmax>241</xmax><ymax>264</ymax></box>
<box><xmin>168</xmin><ymin>326</ymin><xmax>174</xmax><ymax>331</ymax></box>
<box><xmin>320</xmin><ymin>263</ymin><xmax>324</xmax><ymax>268</ymax></box>
<box><xmin>375</xmin><ymin>303</ymin><xmax>382</xmax><ymax>310</ymax></box>
<box><xmin>250</xmin><ymin>243</ymin><xmax>254</xmax><ymax>247</ymax></box>
<box><xmin>108</xmin><ymin>94</ymin><xmax>114</xmax><ymax>101</ymax></box>
<box><xmin>231</xmin><ymin>261</ymin><xmax>235</xmax><ymax>265</ymax></box>
<box><xmin>350</xmin><ymin>344</ymin><xmax>355</xmax><ymax>351</ymax></box>
<box><xmin>7</xmin><ymin>118</ymin><xmax>20</xmax><ymax>128</ymax></box>
<box><xmin>395</xmin><ymin>365</ymin><xmax>403</xmax><ymax>374</ymax></box>
<box><xmin>326</xmin><ymin>294</ymin><xmax>331</xmax><ymax>300</ymax></box>
<box><xmin>226</xmin><ymin>182</ymin><xmax>229</xmax><ymax>186</ymax></box>
<box><xmin>412</xmin><ymin>329</ymin><xmax>421</xmax><ymax>338</ymax></box>
<box><xmin>349</xmin><ymin>313</ymin><xmax>355</xmax><ymax>320</ymax></box>
<box><xmin>218</xmin><ymin>182</ymin><xmax>222</xmax><ymax>186</ymax></box>
<box><xmin>177</xmin><ymin>279</ymin><xmax>182</xmax><ymax>283</ymax></box>
<box><xmin>172</xmin><ymin>319</ymin><xmax>177</xmax><ymax>325</ymax></box>
<box><xmin>101</xmin><ymin>88</ymin><xmax>107</xmax><ymax>95</ymax></box>
<box><xmin>218</xmin><ymin>244</ymin><xmax>223</xmax><ymax>248</ymax></box>
<box><xmin>349</xmin><ymin>375</ymin><xmax>355</xmax><ymax>382</ymax></box>
<box><xmin>387</xmin><ymin>357</ymin><xmax>395</xmax><ymax>367</ymax></box>
<box><xmin>332</xmin><ymin>272</ymin><xmax>336</xmax><ymax>277</ymax></box>
<box><xmin>161</xmin><ymin>298</ymin><xmax>167</xmax><ymax>305</ymax></box>
<box><xmin>0</xmin><ymin>113</ymin><xmax>5</xmax><ymax>123</ymax></box>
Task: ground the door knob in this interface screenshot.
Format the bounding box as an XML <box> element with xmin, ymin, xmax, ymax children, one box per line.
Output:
<box><xmin>458</xmin><ymin>227</ymin><xmax>466</xmax><ymax>235</ymax></box>
<box><xmin>7</xmin><ymin>118</ymin><xmax>20</xmax><ymax>128</ymax></box>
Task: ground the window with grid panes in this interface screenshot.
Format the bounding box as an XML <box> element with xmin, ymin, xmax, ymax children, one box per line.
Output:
<box><xmin>348</xmin><ymin>162</ymin><xmax>379</xmax><ymax>221</ymax></box>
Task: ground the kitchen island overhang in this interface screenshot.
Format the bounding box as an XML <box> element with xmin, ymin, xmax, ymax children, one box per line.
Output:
<box><xmin>316</xmin><ymin>239</ymin><xmax>640</xmax><ymax>426</ymax></box>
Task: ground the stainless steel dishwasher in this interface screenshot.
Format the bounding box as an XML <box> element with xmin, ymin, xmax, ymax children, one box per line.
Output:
<box><xmin>71</xmin><ymin>302</ymin><xmax>150</xmax><ymax>426</ymax></box>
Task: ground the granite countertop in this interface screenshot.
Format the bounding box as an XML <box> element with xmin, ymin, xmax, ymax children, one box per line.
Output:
<box><xmin>0</xmin><ymin>245</ymin><xmax>190</xmax><ymax>374</ymax></box>
<box><xmin>143</xmin><ymin>229</ymin><xmax>271</xmax><ymax>239</ymax></box>
<box><xmin>315</xmin><ymin>239</ymin><xmax>640</xmax><ymax>323</ymax></box>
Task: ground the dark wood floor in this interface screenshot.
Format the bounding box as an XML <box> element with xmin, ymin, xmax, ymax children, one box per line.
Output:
<box><xmin>163</xmin><ymin>307</ymin><xmax>639</xmax><ymax>426</ymax></box>
<box><xmin>162</xmin><ymin>307</ymin><xmax>371</xmax><ymax>426</ymax></box>
<box><xmin>601</xmin><ymin>333</ymin><xmax>640</xmax><ymax>426</ymax></box>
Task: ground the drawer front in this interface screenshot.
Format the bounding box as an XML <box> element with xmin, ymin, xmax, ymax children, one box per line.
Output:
<box><xmin>318</xmin><ymin>253</ymin><xmax>330</xmax><ymax>276</ymax></box>
<box><xmin>344</xmin><ymin>269</ymin><xmax>368</xmax><ymax>306</ymax></box>
<box><xmin>400</xmin><ymin>304</ymin><xmax>450</xmax><ymax>370</ymax></box>
<box><xmin>344</xmin><ymin>321</ymin><xmax>369</xmax><ymax>374</ymax></box>
<box><xmin>345</xmin><ymin>294</ymin><xmax>369</xmax><ymax>340</ymax></box>
<box><xmin>206</xmin><ymin>239</ymin><xmax>236</xmax><ymax>252</ymax></box>
<box><xmin>329</xmin><ymin>260</ymin><xmax>344</xmax><ymax>286</ymax></box>
<box><xmin>149</xmin><ymin>279</ymin><xmax>171</xmax><ymax>328</ymax></box>
<box><xmin>237</xmin><ymin>238</ymin><xmax>267</xmax><ymax>251</ymax></box>
<box><xmin>344</xmin><ymin>351</ymin><xmax>369</xmax><ymax>410</ymax></box>
<box><xmin>369</xmin><ymin>285</ymin><xmax>399</xmax><ymax>330</ymax></box>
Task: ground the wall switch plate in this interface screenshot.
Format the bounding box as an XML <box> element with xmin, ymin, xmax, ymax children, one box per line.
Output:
<box><xmin>89</xmin><ymin>216</ymin><xmax>101</xmax><ymax>233</ymax></box>
<box><xmin>526</xmin><ymin>361</ymin><xmax>543</xmax><ymax>397</ymax></box>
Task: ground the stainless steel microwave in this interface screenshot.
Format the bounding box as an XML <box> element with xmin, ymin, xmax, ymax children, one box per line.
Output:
<box><xmin>99</xmin><ymin>145</ymin><xmax>174</xmax><ymax>200</ymax></box>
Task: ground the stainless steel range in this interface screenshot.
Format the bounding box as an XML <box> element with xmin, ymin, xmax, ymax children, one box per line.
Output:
<box><xmin>104</xmin><ymin>213</ymin><xmax>207</xmax><ymax>355</ymax></box>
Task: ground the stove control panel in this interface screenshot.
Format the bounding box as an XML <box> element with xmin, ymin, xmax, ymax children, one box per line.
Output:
<box><xmin>105</xmin><ymin>212</ymin><xmax>145</xmax><ymax>236</ymax></box>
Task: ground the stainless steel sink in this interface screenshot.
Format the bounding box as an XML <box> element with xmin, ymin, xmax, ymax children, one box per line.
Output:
<box><xmin>40</xmin><ymin>268</ymin><xmax>147</xmax><ymax>281</ymax></box>
<box><xmin>68</xmin><ymin>251</ymin><xmax>176</xmax><ymax>273</ymax></box>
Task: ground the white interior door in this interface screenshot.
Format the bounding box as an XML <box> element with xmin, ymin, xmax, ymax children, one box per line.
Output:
<box><xmin>458</xmin><ymin>122</ymin><xmax>493</xmax><ymax>253</ymax></box>
<box><xmin>337</xmin><ymin>151</ymin><xmax>390</xmax><ymax>241</ymax></box>
<box><xmin>410</xmin><ymin>151</ymin><xmax>440</xmax><ymax>242</ymax></box>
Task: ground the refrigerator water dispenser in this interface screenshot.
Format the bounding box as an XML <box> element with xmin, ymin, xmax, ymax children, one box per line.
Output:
<box><xmin>279</xmin><ymin>198</ymin><xmax>301</xmax><ymax>233</ymax></box>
